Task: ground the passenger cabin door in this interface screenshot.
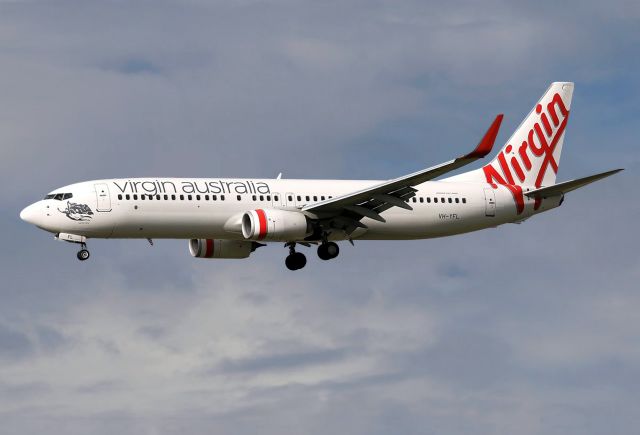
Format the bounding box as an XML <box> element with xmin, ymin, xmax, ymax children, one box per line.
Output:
<box><xmin>95</xmin><ymin>183</ymin><xmax>112</xmax><ymax>212</ymax></box>
<box><xmin>483</xmin><ymin>188</ymin><xmax>496</xmax><ymax>217</ymax></box>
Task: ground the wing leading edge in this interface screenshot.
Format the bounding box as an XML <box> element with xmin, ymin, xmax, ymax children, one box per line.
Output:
<box><xmin>302</xmin><ymin>114</ymin><xmax>504</xmax><ymax>233</ymax></box>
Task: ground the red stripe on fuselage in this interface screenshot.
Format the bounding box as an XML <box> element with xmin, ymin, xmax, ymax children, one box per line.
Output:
<box><xmin>256</xmin><ymin>209</ymin><xmax>267</xmax><ymax>240</ymax></box>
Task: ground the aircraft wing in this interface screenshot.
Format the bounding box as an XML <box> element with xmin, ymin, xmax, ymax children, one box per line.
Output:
<box><xmin>302</xmin><ymin>114</ymin><xmax>503</xmax><ymax>233</ymax></box>
<box><xmin>524</xmin><ymin>168</ymin><xmax>623</xmax><ymax>199</ymax></box>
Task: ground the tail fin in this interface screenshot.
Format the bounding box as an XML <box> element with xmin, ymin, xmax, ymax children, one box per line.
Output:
<box><xmin>449</xmin><ymin>82</ymin><xmax>574</xmax><ymax>188</ymax></box>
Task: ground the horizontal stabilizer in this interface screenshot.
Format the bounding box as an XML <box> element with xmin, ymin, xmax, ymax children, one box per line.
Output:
<box><xmin>525</xmin><ymin>169</ymin><xmax>623</xmax><ymax>198</ymax></box>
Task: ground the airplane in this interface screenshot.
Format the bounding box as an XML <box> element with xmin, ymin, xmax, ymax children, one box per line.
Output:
<box><xmin>20</xmin><ymin>82</ymin><xmax>622</xmax><ymax>270</ymax></box>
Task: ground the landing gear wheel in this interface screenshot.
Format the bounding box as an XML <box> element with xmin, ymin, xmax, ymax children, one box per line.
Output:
<box><xmin>285</xmin><ymin>252</ymin><xmax>307</xmax><ymax>270</ymax></box>
<box><xmin>317</xmin><ymin>242</ymin><xmax>339</xmax><ymax>260</ymax></box>
<box><xmin>77</xmin><ymin>249</ymin><xmax>90</xmax><ymax>261</ymax></box>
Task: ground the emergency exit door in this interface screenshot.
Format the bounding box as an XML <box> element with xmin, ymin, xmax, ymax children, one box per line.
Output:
<box><xmin>484</xmin><ymin>188</ymin><xmax>496</xmax><ymax>217</ymax></box>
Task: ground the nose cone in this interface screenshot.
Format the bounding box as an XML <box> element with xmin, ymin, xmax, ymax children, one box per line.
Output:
<box><xmin>20</xmin><ymin>203</ymin><xmax>40</xmax><ymax>225</ymax></box>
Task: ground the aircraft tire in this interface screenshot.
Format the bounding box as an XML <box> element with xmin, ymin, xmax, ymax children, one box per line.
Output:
<box><xmin>317</xmin><ymin>244</ymin><xmax>330</xmax><ymax>260</ymax></box>
<box><xmin>318</xmin><ymin>242</ymin><xmax>339</xmax><ymax>260</ymax></box>
<box><xmin>285</xmin><ymin>252</ymin><xmax>306</xmax><ymax>270</ymax></box>
<box><xmin>77</xmin><ymin>249</ymin><xmax>90</xmax><ymax>261</ymax></box>
<box><xmin>325</xmin><ymin>242</ymin><xmax>339</xmax><ymax>259</ymax></box>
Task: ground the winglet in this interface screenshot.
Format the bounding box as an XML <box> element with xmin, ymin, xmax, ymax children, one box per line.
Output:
<box><xmin>464</xmin><ymin>114</ymin><xmax>504</xmax><ymax>159</ymax></box>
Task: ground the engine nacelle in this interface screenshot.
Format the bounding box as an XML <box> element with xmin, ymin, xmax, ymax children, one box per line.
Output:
<box><xmin>241</xmin><ymin>208</ymin><xmax>310</xmax><ymax>241</ymax></box>
<box><xmin>189</xmin><ymin>239</ymin><xmax>257</xmax><ymax>259</ymax></box>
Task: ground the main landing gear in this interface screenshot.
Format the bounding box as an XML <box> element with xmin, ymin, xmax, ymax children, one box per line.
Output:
<box><xmin>284</xmin><ymin>240</ymin><xmax>341</xmax><ymax>270</ymax></box>
<box><xmin>285</xmin><ymin>243</ymin><xmax>307</xmax><ymax>271</ymax></box>
<box><xmin>317</xmin><ymin>241</ymin><xmax>339</xmax><ymax>261</ymax></box>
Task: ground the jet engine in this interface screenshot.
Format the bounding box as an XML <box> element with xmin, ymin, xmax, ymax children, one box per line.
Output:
<box><xmin>189</xmin><ymin>239</ymin><xmax>261</xmax><ymax>259</ymax></box>
<box><xmin>241</xmin><ymin>209</ymin><xmax>311</xmax><ymax>241</ymax></box>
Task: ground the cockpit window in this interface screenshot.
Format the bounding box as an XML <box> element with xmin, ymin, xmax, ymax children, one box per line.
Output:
<box><xmin>44</xmin><ymin>193</ymin><xmax>73</xmax><ymax>201</ymax></box>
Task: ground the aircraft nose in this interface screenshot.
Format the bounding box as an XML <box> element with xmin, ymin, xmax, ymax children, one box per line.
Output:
<box><xmin>20</xmin><ymin>203</ymin><xmax>40</xmax><ymax>225</ymax></box>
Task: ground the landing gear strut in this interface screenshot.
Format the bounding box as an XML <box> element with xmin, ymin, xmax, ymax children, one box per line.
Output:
<box><xmin>76</xmin><ymin>243</ymin><xmax>90</xmax><ymax>261</ymax></box>
<box><xmin>284</xmin><ymin>243</ymin><xmax>306</xmax><ymax>271</ymax></box>
<box><xmin>317</xmin><ymin>241</ymin><xmax>339</xmax><ymax>260</ymax></box>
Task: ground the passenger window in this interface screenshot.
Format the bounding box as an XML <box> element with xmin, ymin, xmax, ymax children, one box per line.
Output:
<box><xmin>412</xmin><ymin>197</ymin><xmax>417</xmax><ymax>203</ymax></box>
<box><xmin>419</xmin><ymin>197</ymin><xmax>424</xmax><ymax>203</ymax></box>
<box><xmin>156</xmin><ymin>195</ymin><xmax>161</xmax><ymax>200</ymax></box>
<box><xmin>267</xmin><ymin>195</ymin><xmax>271</xmax><ymax>201</ymax></box>
<box><xmin>205</xmin><ymin>195</ymin><xmax>209</xmax><ymax>201</ymax></box>
<box><xmin>196</xmin><ymin>195</ymin><xmax>201</xmax><ymax>201</ymax></box>
<box><xmin>455</xmin><ymin>198</ymin><xmax>459</xmax><ymax>203</ymax></box>
<box><xmin>288</xmin><ymin>195</ymin><xmax>293</xmax><ymax>201</ymax></box>
<box><xmin>133</xmin><ymin>194</ymin><xmax>138</xmax><ymax>200</ymax></box>
<box><xmin>448</xmin><ymin>198</ymin><xmax>452</xmax><ymax>203</ymax></box>
<box><xmin>237</xmin><ymin>195</ymin><xmax>241</xmax><ymax>201</ymax></box>
<box><xmin>212</xmin><ymin>195</ymin><xmax>217</xmax><ymax>201</ymax></box>
<box><xmin>297</xmin><ymin>195</ymin><xmax>301</xmax><ymax>201</ymax></box>
<box><xmin>188</xmin><ymin>195</ymin><xmax>192</xmax><ymax>200</ymax></box>
<box><xmin>434</xmin><ymin>198</ymin><xmax>438</xmax><ymax>203</ymax></box>
<box><xmin>441</xmin><ymin>197</ymin><xmax>445</xmax><ymax>203</ymax></box>
<box><xmin>118</xmin><ymin>194</ymin><xmax>122</xmax><ymax>200</ymax></box>
<box><xmin>171</xmin><ymin>194</ymin><xmax>176</xmax><ymax>200</ymax></box>
<box><xmin>180</xmin><ymin>195</ymin><xmax>184</xmax><ymax>200</ymax></box>
<box><xmin>252</xmin><ymin>195</ymin><xmax>257</xmax><ymax>201</ymax></box>
<box><xmin>274</xmin><ymin>195</ymin><xmax>279</xmax><ymax>201</ymax></box>
<box><xmin>141</xmin><ymin>195</ymin><xmax>145</xmax><ymax>200</ymax></box>
<box><xmin>313</xmin><ymin>196</ymin><xmax>317</xmax><ymax>201</ymax></box>
<box><xmin>126</xmin><ymin>194</ymin><xmax>130</xmax><ymax>200</ymax></box>
<box><xmin>462</xmin><ymin>198</ymin><xmax>467</xmax><ymax>204</ymax></box>
<box><xmin>164</xmin><ymin>195</ymin><xmax>168</xmax><ymax>200</ymax></box>
<box><xmin>306</xmin><ymin>196</ymin><xmax>310</xmax><ymax>201</ymax></box>
<box><xmin>221</xmin><ymin>195</ymin><xmax>225</xmax><ymax>201</ymax></box>
<box><xmin>259</xmin><ymin>195</ymin><xmax>264</xmax><ymax>201</ymax></box>
<box><xmin>427</xmin><ymin>197</ymin><xmax>431</xmax><ymax>203</ymax></box>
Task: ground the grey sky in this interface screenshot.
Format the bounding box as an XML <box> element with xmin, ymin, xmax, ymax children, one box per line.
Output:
<box><xmin>1</xmin><ymin>0</ymin><xmax>639</xmax><ymax>434</ymax></box>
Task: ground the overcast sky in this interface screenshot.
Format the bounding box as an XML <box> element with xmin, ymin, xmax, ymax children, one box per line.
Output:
<box><xmin>1</xmin><ymin>1</ymin><xmax>639</xmax><ymax>434</ymax></box>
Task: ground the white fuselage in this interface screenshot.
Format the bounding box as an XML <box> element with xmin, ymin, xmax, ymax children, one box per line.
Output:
<box><xmin>20</xmin><ymin>177</ymin><xmax>561</xmax><ymax>242</ymax></box>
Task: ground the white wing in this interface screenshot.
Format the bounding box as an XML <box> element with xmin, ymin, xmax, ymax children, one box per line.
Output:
<box><xmin>303</xmin><ymin>114</ymin><xmax>504</xmax><ymax>233</ymax></box>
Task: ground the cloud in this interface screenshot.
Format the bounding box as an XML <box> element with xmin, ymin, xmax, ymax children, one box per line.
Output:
<box><xmin>0</xmin><ymin>324</ymin><xmax>33</xmax><ymax>360</ymax></box>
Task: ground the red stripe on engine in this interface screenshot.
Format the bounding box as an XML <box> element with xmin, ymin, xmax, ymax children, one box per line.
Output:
<box><xmin>256</xmin><ymin>209</ymin><xmax>267</xmax><ymax>240</ymax></box>
<box><xmin>205</xmin><ymin>239</ymin><xmax>214</xmax><ymax>257</ymax></box>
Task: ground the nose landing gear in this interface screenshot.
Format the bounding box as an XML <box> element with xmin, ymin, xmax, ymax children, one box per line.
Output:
<box><xmin>284</xmin><ymin>242</ymin><xmax>307</xmax><ymax>271</ymax></box>
<box><xmin>55</xmin><ymin>234</ymin><xmax>91</xmax><ymax>261</ymax></box>
<box><xmin>77</xmin><ymin>245</ymin><xmax>90</xmax><ymax>261</ymax></box>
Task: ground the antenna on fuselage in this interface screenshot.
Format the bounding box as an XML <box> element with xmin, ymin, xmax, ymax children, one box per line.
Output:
<box><xmin>276</xmin><ymin>173</ymin><xmax>282</xmax><ymax>179</ymax></box>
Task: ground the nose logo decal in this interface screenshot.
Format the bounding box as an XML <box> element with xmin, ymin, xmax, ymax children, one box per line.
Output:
<box><xmin>58</xmin><ymin>201</ymin><xmax>94</xmax><ymax>221</ymax></box>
